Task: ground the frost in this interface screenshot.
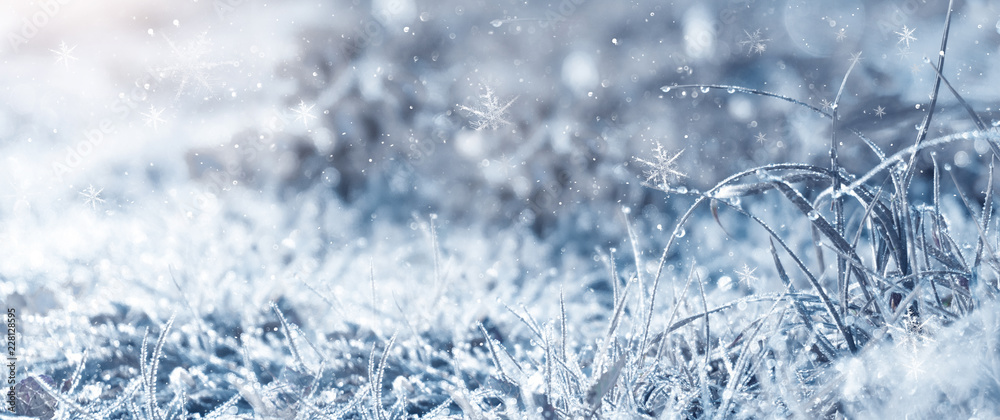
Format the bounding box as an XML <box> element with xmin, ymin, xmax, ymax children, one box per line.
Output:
<box><xmin>5</xmin><ymin>1</ymin><xmax>1000</xmax><ymax>418</ymax></box>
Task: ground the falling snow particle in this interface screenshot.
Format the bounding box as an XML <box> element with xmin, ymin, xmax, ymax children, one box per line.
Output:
<box><xmin>80</xmin><ymin>185</ymin><xmax>105</xmax><ymax>209</ymax></box>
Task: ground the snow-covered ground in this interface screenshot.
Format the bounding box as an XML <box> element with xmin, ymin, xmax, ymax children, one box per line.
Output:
<box><xmin>3</xmin><ymin>0</ymin><xmax>1000</xmax><ymax>418</ymax></box>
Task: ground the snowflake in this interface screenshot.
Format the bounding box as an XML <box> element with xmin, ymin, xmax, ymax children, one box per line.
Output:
<box><xmin>895</xmin><ymin>25</ymin><xmax>917</xmax><ymax>48</ymax></box>
<box><xmin>50</xmin><ymin>41</ymin><xmax>77</xmax><ymax>67</ymax></box>
<box><xmin>735</xmin><ymin>263</ymin><xmax>759</xmax><ymax>287</ymax></box>
<box><xmin>873</xmin><ymin>105</ymin><xmax>886</xmax><ymax>118</ymax></box>
<box><xmin>848</xmin><ymin>51</ymin><xmax>863</xmax><ymax>66</ymax></box>
<box><xmin>157</xmin><ymin>33</ymin><xmax>239</xmax><ymax>98</ymax></box>
<box><xmin>901</xmin><ymin>352</ymin><xmax>927</xmax><ymax>381</ymax></box>
<box><xmin>80</xmin><ymin>185</ymin><xmax>105</xmax><ymax>209</ymax></box>
<box><xmin>290</xmin><ymin>100</ymin><xmax>318</xmax><ymax>128</ymax></box>
<box><xmin>754</xmin><ymin>132</ymin><xmax>767</xmax><ymax>144</ymax></box>
<box><xmin>895</xmin><ymin>46</ymin><xmax>912</xmax><ymax>60</ymax></box>
<box><xmin>835</xmin><ymin>28</ymin><xmax>847</xmax><ymax>42</ymax></box>
<box><xmin>458</xmin><ymin>85</ymin><xmax>517</xmax><ymax>130</ymax></box>
<box><xmin>738</xmin><ymin>29</ymin><xmax>770</xmax><ymax>55</ymax></box>
<box><xmin>140</xmin><ymin>106</ymin><xmax>167</xmax><ymax>130</ymax></box>
<box><xmin>635</xmin><ymin>142</ymin><xmax>685</xmax><ymax>189</ymax></box>
<box><xmin>819</xmin><ymin>98</ymin><xmax>834</xmax><ymax>112</ymax></box>
<box><xmin>494</xmin><ymin>153</ymin><xmax>518</xmax><ymax>178</ymax></box>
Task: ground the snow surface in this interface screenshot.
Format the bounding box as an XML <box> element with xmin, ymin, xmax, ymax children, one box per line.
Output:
<box><xmin>2</xmin><ymin>0</ymin><xmax>1000</xmax><ymax>418</ymax></box>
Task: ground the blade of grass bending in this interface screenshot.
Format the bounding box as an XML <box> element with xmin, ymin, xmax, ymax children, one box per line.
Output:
<box><xmin>817</xmin><ymin>241</ymin><xmax>893</xmax><ymax>322</ymax></box>
<box><xmin>559</xmin><ymin>286</ymin><xmax>568</xmax><ymax>362</ymax></box>
<box><xmin>715</xmin><ymin>296</ymin><xmax>788</xmax><ymax>420</ymax></box>
<box><xmin>371</xmin><ymin>332</ymin><xmax>397</xmax><ymax>420</ymax></box>
<box><xmin>479</xmin><ymin>322</ymin><xmax>517</xmax><ymax>383</ymax></box>
<box><xmin>664</xmin><ymin>84</ymin><xmax>829</xmax><ymax>118</ymax></box>
<box><xmin>848</xmin><ymin>179</ymin><xmax>889</xmax><ymax>316</ymax></box>
<box><xmin>608</xmin><ymin>247</ymin><xmax>620</xmax><ymax>308</ymax></box>
<box><xmin>657</xmin><ymin>293</ymin><xmax>816</xmax><ymax>338</ymax></box>
<box><xmin>769</xmin><ymin>239</ymin><xmax>838</xmax><ymax>361</ymax></box>
<box><xmin>622</xmin><ymin>207</ymin><xmax>646</xmax><ymax>316</ymax></box>
<box><xmin>772</xmin><ymin>180</ymin><xmax>877</xmax><ymax>330</ymax></box>
<box><xmin>67</xmin><ymin>349</ymin><xmax>88</xmax><ymax>395</ymax></box>
<box><xmin>599</xmin><ymin>275</ymin><xmax>634</xmax><ymax>374</ymax></box>
<box><xmin>915</xmin><ymin>212</ymin><xmax>946</xmax><ymax>311</ymax></box>
<box><xmin>643</xmin><ymin>163</ymin><xmax>829</xmax><ymax>361</ymax></box>
<box><xmin>725</xmin><ymin>189</ymin><xmax>858</xmax><ymax>353</ymax></box>
<box><xmin>142</xmin><ymin>314</ymin><xmax>174</xmax><ymax>420</ymax></box>
<box><xmin>520</xmin><ymin>304</ymin><xmax>544</xmax><ymax>338</ymax></box>
<box><xmin>585</xmin><ymin>356</ymin><xmax>627</xmax><ymax>418</ymax></box>
<box><xmin>839</xmin><ymin>129</ymin><xmax>1000</xmax><ymax>197</ymax></box>
<box><xmin>902</xmin><ymin>0</ymin><xmax>955</xmax><ymax>190</ymax></box>
<box><xmin>271</xmin><ymin>302</ymin><xmax>312</xmax><ymax>376</ymax></box>
<box><xmin>976</xmin><ymin>158</ymin><xmax>996</xmax><ymax>273</ymax></box>
<box><xmin>695</xmin><ymin>270</ymin><xmax>711</xmax><ymax>377</ymax></box>
<box><xmin>711</xmin><ymin>198</ymin><xmax>736</xmax><ymax>238</ymax></box>
<box><xmin>502</xmin><ymin>302</ymin><xmax>544</xmax><ymax>341</ymax></box>
<box><xmin>831</xmin><ymin>57</ymin><xmax>862</xmax><ymax>332</ymax></box>
<box><xmin>643</xmin><ymin>163</ymin><xmax>884</xmax><ymax>360</ymax></box>
<box><xmin>950</xmin><ymin>170</ymin><xmax>1000</xmax><ymax>274</ymax></box>
<box><xmin>33</xmin><ymin>375</ymin><xmax>101</xmax><ymax>420</ymax></box>
<box><xmin>663</xmin><ymin>83</ymin><xmax>885</xmax><ymax>160</ymax></box>
<box><xmin>924</xmin><ymin>60</ymin><xmax>989</xmax><ymax>132</ymax></box>
<box><xmin>888</xmin><ymin>285</ymin><xmax>924</xmax><ymax>326</ymax></box>
<box><xmin>544</xmin><ymin>325</ymin><xmax>554</xmax><ymax>404</ymax></box>
<box><xmin>654</xmin><ymin>264</ymin><xmax>698</xmax><ymax>365</ymax></box>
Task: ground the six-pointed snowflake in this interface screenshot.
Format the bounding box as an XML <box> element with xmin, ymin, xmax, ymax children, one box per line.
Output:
<box><xmin>848</xmin><ymin>51</ymin><xmax>863</xmax><ymax>66</ymax></box>
<box><xmin>874</xmin><ymin>105</ymin><xmax>886</xmax><ymax>118</ymax></box>
<box><xmin>80</xmin><ymin>185</ymin><xmax>105</xmax><ymax>209</ymax></box>
<box><xmin>835</xmin><ymin>28</ymin><xmax>847</xmax><ymax>42</ymax></box>
<box><xmin>51</xmin><ymin>41</ymin><xmax>78</xmax><ymax>67</ymax></box>
<box><xmin>636</xmin><ymin>142</ymin><xmax>686</xmax><ymax>189</ymax></box>
<box><xmin>157</xmin><ymin>33</ymin><xmax>239</xmax><ymax>98</ymax></box>
<box><xmin>140</xmin><ymin>106</ymin><xmax>167</xmax><ymax>130</ymax></box>
<box><xmin>459</xmin><ymin>85</ymin><xmax>518</xmax><ymax>130</ymax></box>
<box><xmin>290</xmin><ymin>100</ymin><xmax>318</xmax><ymax>128</ymax></box>
<box><xmin>754</xmin><ymin>132</ymin><xmax>767</xmax><ymax>144</ymax></box>
<box><xmin>895</xmin><ymin>25</ymin><xmax>917</xmax><ymax>48</ymax></box>
<box><xmin>895</xmin><ymin>46</ymin><xmax>913</xmax><ymax>60</ymax></box>
<box><xmin>739</xmin><ymin>29</ymin><xmax>770</xmax><ymax>55</ymax></box>
<box><xmin>736</xmin><ymin>263</ymin><xmax>759</xmax><ymax>287</ymax></box>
